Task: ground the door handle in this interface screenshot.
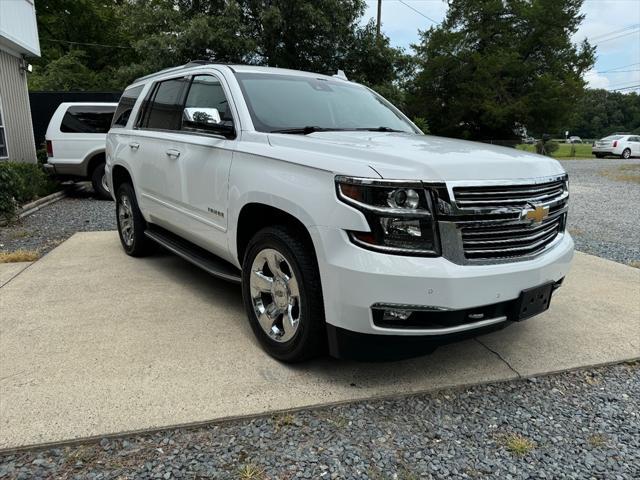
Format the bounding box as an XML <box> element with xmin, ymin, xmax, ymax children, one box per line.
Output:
<box><xmin>166</xmin><ymin>149</ymin><xmax>181</xmax><ymax>159</ymax></box>
<box><xmin>129</xmin><ymin>142</ymin><xmax>140</xmax><ymax>150</ymax></box>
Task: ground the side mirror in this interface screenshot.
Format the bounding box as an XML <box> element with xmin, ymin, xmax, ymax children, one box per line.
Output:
<box><xmin>182</xmin><ymin>107</ymin><xmax>234</xmax><ymax>137</ymax></box>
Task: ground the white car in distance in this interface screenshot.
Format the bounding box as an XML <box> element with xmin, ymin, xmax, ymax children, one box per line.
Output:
<box><xmin>106</xmin><ymin>61</ymin><xmax>574</xmax><ymax>362</ymax></box>
<box><xmin>592</xmin><ymin>134</ymin><xmax>640</xmax><ymax>159</ymax></box>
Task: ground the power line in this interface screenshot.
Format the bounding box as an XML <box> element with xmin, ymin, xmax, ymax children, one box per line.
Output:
<box><xmin>598</xmin><ymin>62</ymin><xmax>640</xmax><ymax>73</ymax></box>
<box><xmin>586</xmin><ymin>69</ymin><xmax>640</xmax><ymax>74</ymax></box>
<box><xmin>611</xmin><ymin>84</ymin><xmax>640</xmax><ymax>92</ymax></box>
<box><xmin>591</xmin><ymin>28</ymin><xmax>640</xmax><ymax>46</ymax></box>
<box><xmin>397</xmin><ymin>0</ymin><xmax>439</xmax><ymax>24</ymax></box>
<box><xmin>588</xmin><ymin>24</ymin><xmax>639</xmax><ymax>41</ymax></box>
<box><xmin>607</xmin><ymin>79</ymin><xmax>640</xmax><ymax>88</ymax></box>
<box><xmin>45</xmin><ymin>38</ymin><xmax>132</xmax><ymax>49</ymax></box>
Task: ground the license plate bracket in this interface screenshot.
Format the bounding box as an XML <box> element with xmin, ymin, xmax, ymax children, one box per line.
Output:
<box><xmin>514</xmin><ymin>282</ymin><xmax>554</xmax><ymax>321</ymax></box>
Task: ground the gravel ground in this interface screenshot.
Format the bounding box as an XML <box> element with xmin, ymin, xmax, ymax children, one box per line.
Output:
<box><xmin>0</xmin><ymin>362</ymin><xmax>637</xmax><ymax>479</ymax></box>
<box><xmin>0</xmin><ymin>186</ymin><xmax>115</xmax><ymax>256</ymax></box>
<box><xmin>560</xmin><ymin>159</ymin><xmax>640</xmax><ymax>265</ymax></box>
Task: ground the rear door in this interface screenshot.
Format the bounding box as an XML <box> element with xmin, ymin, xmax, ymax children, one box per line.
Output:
<box><xmin>629</xmin><ymin>136</ymin><xmax>640</xmax><ymax>155</ymax></box>
<box><xmin>133</xmin><ymin>76</ymin><xmax>190</xmax><ymax>228</ymax></box>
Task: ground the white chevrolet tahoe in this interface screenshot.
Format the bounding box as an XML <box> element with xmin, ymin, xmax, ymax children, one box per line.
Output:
<box><xmin>44</xmin><ymin>102</ymin><xmax>117</xmax><ymax>199</ymax></box>
<box><xmin>106</xmin><ymin>61</ymin><xmax>573</xmax><ymax>362</ymax></box>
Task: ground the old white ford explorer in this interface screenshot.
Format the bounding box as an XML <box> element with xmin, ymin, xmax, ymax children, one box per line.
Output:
<box><xmin>106</xmin><ymin>61</ymin><xmax>573</xmax><ymax>362</ymax></box>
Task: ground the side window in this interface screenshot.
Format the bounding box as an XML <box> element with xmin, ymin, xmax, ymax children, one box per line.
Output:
<box><xmin>143</xmin><ymin>77</ymin><xmax>189</xmax><ymax>131</ymax></box>
<box><xmin>112</xmin><ymin>85</ymin><xmax>144</xmax><ymax>127</ymax></box>
<box><xmin>61</xmin><ymin>106</ymin><xmax>116</xmax><ymax>133</ymax></box>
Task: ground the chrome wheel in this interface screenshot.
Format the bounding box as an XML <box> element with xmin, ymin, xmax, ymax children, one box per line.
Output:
<box><xmin>249</xmin><ymin>248</ymin><xmax>301</xmax><ymax>343</ymax></box>
<box><xmin>118</xmin><ymin>194</ymin><xmax>134</xmax><ymax>247</ymax></box>
<box><xmin>622</xmin><ymin>149</ymin><xmax>631</xmax><ymax>159</ymax></box>
<box><xmin>101</xmin><ymin>172</ymin><xmax>110</xmax><ymax>193</ymax></box>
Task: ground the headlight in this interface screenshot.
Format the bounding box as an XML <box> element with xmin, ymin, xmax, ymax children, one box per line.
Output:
<box><xmin>336</xmin><ymin>176</ymin><xmax>440</xmax><ymax>256</ymax></box>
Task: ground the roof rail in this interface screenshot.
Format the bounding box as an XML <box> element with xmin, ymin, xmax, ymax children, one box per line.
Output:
<box><xmin>133</xmin><ymin>59</ymin><xmax>222</xmax><ymax>83</ymax></box>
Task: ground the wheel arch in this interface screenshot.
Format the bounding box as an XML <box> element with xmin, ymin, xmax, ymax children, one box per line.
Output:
<box><xmin>85</xmin><ymin>149</ymin><xmax>106</xmax><ymax>177</ymax></box>
<box><xmin>111</xmin><ymin>164</ymin><xmax>134</xmax><ymax>196</ymax></box>
<box><xmin>235</xmin><ymin>202</ymin><xmax>317</xmax><ymax>266</ymax></box>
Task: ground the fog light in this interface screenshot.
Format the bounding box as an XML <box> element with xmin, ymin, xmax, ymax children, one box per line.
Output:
<box><xmin>382</xmin><ymin>308</ymin><xmax>412</xmax><ymax>322</ymax></box>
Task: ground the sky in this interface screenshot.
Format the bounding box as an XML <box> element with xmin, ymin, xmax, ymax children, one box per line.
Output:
<box><xmin>363</xmin><ymin>0</ymin><xmax>640</xmax><ymax>93</ymax></box>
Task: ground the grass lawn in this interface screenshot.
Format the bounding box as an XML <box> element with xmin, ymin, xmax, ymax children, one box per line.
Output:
<box><xmin>516</xmin><ymin>143</ymin><xmax>594</xmax><ymax>159</ymax></box>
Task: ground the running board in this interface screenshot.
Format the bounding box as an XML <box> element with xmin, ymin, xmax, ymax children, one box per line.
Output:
<box><xmin>144</xmin><ymin>226</ymin><xmax>241</xmax><ymax>284</ymax></box>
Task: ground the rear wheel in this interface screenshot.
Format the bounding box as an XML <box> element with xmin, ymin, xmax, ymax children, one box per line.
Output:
<box><xmin>116</xmin><ymin>183</ymin><xmax>155</xmax><ymax>257</ymax></box>
<box><xmin>91</xmin><ymin>162</ymin><xmax>111</xmax><ymax>200</ymax></box>
<box><xmin>594</xmin><ymin>153</ymin><xmax>604</xmax><ymax>159</ymax></box>
<box><xmin>241</xmin><ymin>226</ymin><xmax>326</xmax><ymax>362</ymax></box>
<box><xmin>621</xmin><ymin>148</ymin><xmax>631</xmax><ymax>159</ymax></box>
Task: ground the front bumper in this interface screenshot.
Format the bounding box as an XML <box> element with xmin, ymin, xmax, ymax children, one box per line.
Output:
<box><xmin>310</xmin><ymin>226</ymin><xmax>573</xmax><ymax>341</ymax></box>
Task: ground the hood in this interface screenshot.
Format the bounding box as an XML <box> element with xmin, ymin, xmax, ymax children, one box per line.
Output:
<box><xmin>267</xmin><ymin>131</ymin><xmax>565</xmax><ymax>181</ymax></box>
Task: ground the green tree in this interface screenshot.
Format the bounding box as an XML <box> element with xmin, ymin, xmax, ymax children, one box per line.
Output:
<box><xmin>569</xmin><ymin>89</ymin><xmax>640</xmax><ymax>139</ymax></box>
<box><xmin>30</xmin><ymin>0</ymin><xmax>134</xmax><ymax>90</ymax></box>
<box><xmin>30</xmin><ymin>0</ymin><xmax>410</xmax><ymax>95</ymax></box>
<box><xmin>409</xmin><ymin>0</ymin><xmax>595</xmax><ymax>140</ymax></box>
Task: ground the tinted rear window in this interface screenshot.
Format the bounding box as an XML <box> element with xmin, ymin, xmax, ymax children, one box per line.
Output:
<box><xmin>61</xmin><ymin>105</ymin><xmax>115</xmax><ymax>133</ymax></box>
<box><xmin>112</xmin><ymin>85</ymin><xmax>144</xmax><ymax>127</ymax></box>
<box><xmin>142</xmin><ymin>77</ymin><xmax>189</xmax><ymax>131</ymax></box>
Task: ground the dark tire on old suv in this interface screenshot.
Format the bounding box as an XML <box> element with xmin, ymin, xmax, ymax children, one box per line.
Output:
<box><xmin>241</xmin><ymin>225</ymin><xmax>326</xmax><ymax>362</ymax></box>
<box><xmin>116</xmin><ymin>183</ymin><xmax>155</xmax><ymax>257</ymax></box>
<box><xmin>91</xmin><ymin>161</ymin><xmax>111</xmax><ymax>200</ymax></box>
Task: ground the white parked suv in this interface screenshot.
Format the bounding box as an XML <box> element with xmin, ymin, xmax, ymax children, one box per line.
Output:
<box><xmin>106</xmin><ymin>61</ymin><xmax>574</xmax><ymax>361</ymax></box>
<box><xmin>592</xmin><ymin>134</ymin><xmax>640</xmax><ymax>159</ymax></box>
<box><xmin>44</xmin><ymin>102</ymin><xmax>117</xmax><ymax>199</ymax></box>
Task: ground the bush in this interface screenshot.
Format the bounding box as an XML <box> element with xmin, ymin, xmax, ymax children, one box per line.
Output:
<box><xmin>535</xmin><ymin>139</ymin><xmax>559</xmax><ymax>156</ymax></box>
<box><xmin>0</xmin><ymin>162</ymin><xmax>59</xmax><ymax>221</ymax></box>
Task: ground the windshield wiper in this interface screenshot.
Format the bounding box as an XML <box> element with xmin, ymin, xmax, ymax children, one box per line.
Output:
<box><xmin>353</xmin><ymin>127</ymin><xmax>407</xmax><ymax>133</ymax></box>
<box><xmin>270</xmin><ymin>126</ymin><xmax>350</xmax><ymax>135</ymax></box>
<box><xmin>270</xmin><ymin>126</ymin><xmax>408</xmax><ymax>135</ymax></box>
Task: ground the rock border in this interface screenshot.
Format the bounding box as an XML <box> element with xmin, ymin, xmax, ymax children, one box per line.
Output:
<box><xmin>0</xmin><ymin>190</ymin><xmax>66</xmax><ymax>227</ymax></box>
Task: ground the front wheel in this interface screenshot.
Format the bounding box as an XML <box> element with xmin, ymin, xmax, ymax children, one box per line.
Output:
<box><xmin>241</xmin><ymin>226</ymin><xmax>326</xmax><ymax>362</ymax></box>
<box><xmin>91</xmin><ymin>162</ymin><xmax>111</xmax><ymax>200</ymax></box>
<box><xmin>621</xmin><ymin>148</ymin><xmax>631</xmax><ymax>159</ymax></box>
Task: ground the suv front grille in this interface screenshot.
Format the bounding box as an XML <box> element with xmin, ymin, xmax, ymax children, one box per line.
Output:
<box><xmin>452</xmin><ymin>179</ymin><xmax>565</xmax><ymax>209</ymax></box>
<box><xmin>439</xmin><ymin>177</ymin><xmax>569</xmax><ymax>263</ymax></box>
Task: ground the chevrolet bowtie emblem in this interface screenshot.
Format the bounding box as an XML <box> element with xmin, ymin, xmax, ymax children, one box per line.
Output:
<box><xmin>522</xmin><ymin>205</ymin><xmax>549</xmax><ymax>224</ymax></box>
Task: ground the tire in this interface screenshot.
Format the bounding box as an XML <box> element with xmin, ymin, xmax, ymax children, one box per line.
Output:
<box><xmin>91</xmin><ymin>162</ymin><xmax>111</xmax><ymax>200</ymax></box>
<box><xmin>594</xmin><ymin>153</ymin><xmax>604</xmax><ymax>159</ymax></box>
<box><xmin>621</xmin><ymin>148</ymin><xmax>631</xmax><ymax>159</ymax></box>
<box><xmin>115</xmin><ymin>182</ymin><xmax>155</xmax><ymax>257</ymax></box>
<box><xmin>241</xmin><ymin>225</ymin><xmax>326</xmax><ymax>362</ymax></box>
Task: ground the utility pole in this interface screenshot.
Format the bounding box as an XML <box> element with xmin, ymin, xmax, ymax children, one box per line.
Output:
<box><xmin>376</xmin><ymin>0</ymin><xmax>382</xmax><ymax>38</ymax></box>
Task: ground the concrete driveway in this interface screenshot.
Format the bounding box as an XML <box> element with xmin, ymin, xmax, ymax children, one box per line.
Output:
<box><xmin>1</xmin><ymin>231</ymin><xmax>638</xmax><ymax>450</ymax></box>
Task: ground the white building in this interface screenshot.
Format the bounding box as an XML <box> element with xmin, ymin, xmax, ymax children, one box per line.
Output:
<box><xmin>0</xmin><ymin>0</ymin><xmax>40</xmax><ymax>162</ymax></box>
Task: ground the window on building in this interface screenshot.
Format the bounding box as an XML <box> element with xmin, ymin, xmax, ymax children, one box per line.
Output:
<box><xmin>61</xmin><ymin>105</ymin><xmax>116</xmax><ymax>133</ymax></box>
<box><xmin>112</xmin><ymin>85</ymin><xmax>144</xmax><ymax>128</ymax></box>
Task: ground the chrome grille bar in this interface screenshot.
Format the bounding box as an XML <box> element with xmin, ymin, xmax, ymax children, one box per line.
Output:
<box><xmin>443</xmin><ymin>176</ymin><xmax>569</xmax><ymax>262</ymax></box>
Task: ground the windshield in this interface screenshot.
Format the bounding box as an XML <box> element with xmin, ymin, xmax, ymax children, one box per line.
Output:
<box><xmin>235</xmin><ymin>72</ymin><xmax>417</xmax><ymax>134</ymax></box>
<box><xmin>602</xmin><ymin>135</ymin><xmax>623</xmax><ymax>140</ymax></box>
